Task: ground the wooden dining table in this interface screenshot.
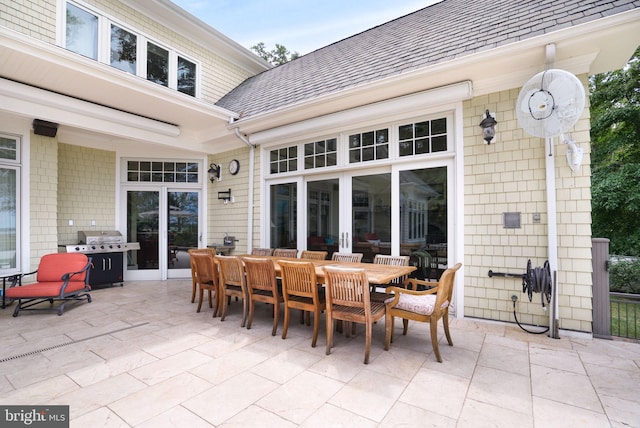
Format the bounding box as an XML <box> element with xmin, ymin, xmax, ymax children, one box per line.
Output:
<box><xmin>238</xmin><ymin>255</ymin><xmax>416</xmax><ymax>285</ymax></box>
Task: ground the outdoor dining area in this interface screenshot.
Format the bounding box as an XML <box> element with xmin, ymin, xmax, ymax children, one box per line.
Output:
<box><xmin>188</xmin><ymin>247</ymin><xmax>462</xmax><ymax>364</ymax></box>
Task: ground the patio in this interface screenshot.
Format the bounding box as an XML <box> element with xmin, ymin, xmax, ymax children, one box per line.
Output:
<box><xmin>1</xmin><ymin>279</ymin><xmax>639</xmax><ymax>427</ymax></box>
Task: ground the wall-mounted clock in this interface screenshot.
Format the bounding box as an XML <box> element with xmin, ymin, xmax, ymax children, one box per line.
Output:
<box><xmin>228</xmin><ymin>159</ymin><xmax>240</xmax><ymax>175</ymax></box>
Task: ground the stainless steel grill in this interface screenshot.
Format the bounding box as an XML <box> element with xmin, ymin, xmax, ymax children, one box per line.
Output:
<box><xmin>65</xmin><ymin>231</ymin><xmax>140</xmax><ymax>254</ymax></box>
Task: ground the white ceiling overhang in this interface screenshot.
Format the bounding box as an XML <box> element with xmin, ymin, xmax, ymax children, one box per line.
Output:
<box><xmin>0</xmin><ymin>26</ymin><xmax>243</xmax><ymax>153</ymax></box>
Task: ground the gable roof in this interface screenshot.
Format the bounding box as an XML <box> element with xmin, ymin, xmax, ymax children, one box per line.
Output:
<box><xmin>216</xmin><ymin>0</ymin><xmax>640</xmax><ymax>121</ymax></box>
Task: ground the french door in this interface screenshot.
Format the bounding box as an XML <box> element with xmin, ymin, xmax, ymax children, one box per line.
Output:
<box><xmin>124</xmin><ymin>187</ymin><xmax>200</xmax><ymax>280</ymax></box>
<box><xmin>268</xmin><ymin>164</ymin><xmax>449</xmax><ymax>275</ymax></box>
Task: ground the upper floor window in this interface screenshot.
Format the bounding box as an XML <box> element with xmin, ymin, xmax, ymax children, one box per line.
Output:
<box><xmin>110</xmin><ymin>24</ymin><xmax>137</xmax><ymax>74</ymax></box>
<box><xmin>64</xmin><ymin>2</ymin><xmax>199</xmax><ymax>97</ymax></box>
<box><xmin>65</xmin><ymin>3</ymin><xmax>98</xmax><ymax>59</ymax></box>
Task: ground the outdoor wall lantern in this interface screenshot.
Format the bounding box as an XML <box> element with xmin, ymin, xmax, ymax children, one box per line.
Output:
<box><xmin>218</xmin><ymin>188</ymin><xmax>232</xmax><ymax>204</ymax></box>
<box><xmin>208</xmin><ymin>163</ymin><xmax>221</xmax><ymax>182</ymax></box>
<box><xmin>479</xmin><ymin>109</ymin><xmax>498</xmax><ymax>144</ymax></box>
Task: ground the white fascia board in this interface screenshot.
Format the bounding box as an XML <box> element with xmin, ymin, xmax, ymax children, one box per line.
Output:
<box><xmin>248</xmin><ymin>81</ymin><xmax>472</xmax><ymax>145</ymax></box>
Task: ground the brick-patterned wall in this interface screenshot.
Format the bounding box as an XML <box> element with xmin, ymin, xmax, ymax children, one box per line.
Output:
<box><xmin>29</xmin><ymin>133</ymin><xmax>58</xmax><ymax>271</ymax></box>
<box><xmin>0</xmin><ymin>0</ymin><xmax>57</xmax><ymax>43</ymax></box>
<box><xmin>463</xmin><ymin>77</ymin><xmax>593</xmax><ymax>332</ymax></box>
<box><xmin>58</xmin><ymin>143</ymin><xmax>116</xmax><ymax>244</ymax></box>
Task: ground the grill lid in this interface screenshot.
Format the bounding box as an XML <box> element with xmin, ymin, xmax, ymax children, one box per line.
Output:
<box><xmin>78</xmin><ymin>230</ymin><xmax>124</xmax><ymax>245</ymax></box>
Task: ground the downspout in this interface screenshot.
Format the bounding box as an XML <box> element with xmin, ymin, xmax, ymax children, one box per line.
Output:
<box><xmin>232</xmin><ymin>126</ymin><xmax>256</xmax><ymax>254</ymax></box>
<box><xmin>545</xmin><ymin>43</ymin><xmax>560</xmax><ymax>338</ymax></box>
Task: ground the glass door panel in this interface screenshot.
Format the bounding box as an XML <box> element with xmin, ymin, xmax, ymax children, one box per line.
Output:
<box><xmin>167</xmin><ymin>191</ymin><xmax>198</xmax><ymax>276</ymax></box>
<box><xmin>127</xmin><ymin>190</ymin><xmax>160</xmax><ymax>273</ymax></box>
<box><xmin>399</xmin><ymin>166</ymin><xmax>447</xmax><ymax>280</ymax></box>
<box><xmin>307</xmin><ymin>179</ymin><xmax>339</xmax><ymax>258</ymax></box>
<box><xmin>352</xmin><ymin>173</ymin><xmax>391</xmax><ymax>262</ymax></box>
<box><xmin>270</xmin><ymin>183</ymin><xmax>297</xmax><ymax>249</ymax></box>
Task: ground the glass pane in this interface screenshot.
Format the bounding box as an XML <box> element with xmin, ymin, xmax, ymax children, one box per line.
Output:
<box><xmin>0</xmin><ymin>168</ymin><xmax>17</xmax><ymax>270</ymax></box>
<box><xmin>147</xmin><ymin>42</ymin><xmax>169</xmax><ymax>86</ymax></box>
<box><xmin>128</xmin><ymin>191</ymin><xmax>159</xmax><ymax>270</ymax></box>
<box><xmin>168</xmin><ymin>191</ymin><xmax>198</xmax><ymax>270</ymax></box>
<box><xmin>0</xmin><ymin>137</ymin><xmax>17</xmax><ymax>161</ymax></box>
<box><xmin>432</xmin><ymin>118</ymin><xmax>447</xmax><ymax>134</ymax></box>
<box><xmin>432</xmin><ymin>135</ymin><xmax>447</xmax><ymax>152</ymax></box>
<box><xmin>178</xmin><ymin>56</ymin><xmax>196</xmax><ymax>96</ymax></box>
<box><xmin>271</xmin><ymin>183</ymin><xmax>297</xmax><ymax>248</ymax></box>
<box><xmin>110</xmin><ymin>24</ymin><xmax>137</xmax><ymax>74</ymax></box>
<box><xmin>352</xmin><ymin>173</ymin><xmax>391</xmax><ymax>263</ymax></box>
<box><xmin>66</xmin><ymin>3</ymin><xmax>98</xmax><ymax>59</ymax></box>
<box><xmin>398</xmin><ymin>124</ymin><xmax>413</xmax><ymax>140</ymax></box>
<box><xmin>307</xmin><ymin>179</ymin><xmax>338</xmax><ymax>258</ymax></box>
<box><xmin>400</xmin><ymin>167</ymin><xmax>447</xmax><ymax>281</ymax></box>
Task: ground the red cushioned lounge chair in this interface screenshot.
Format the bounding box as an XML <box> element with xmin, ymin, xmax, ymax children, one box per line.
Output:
<box><xmin>6</xmin><ymin>253</ymin><xmax>92</xmax><ymax>317</ymax></box>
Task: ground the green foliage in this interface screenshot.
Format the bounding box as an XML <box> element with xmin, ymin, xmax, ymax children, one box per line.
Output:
<box><xmin>609</xmin><ymin>260</ymin><xmax>640</xmax><ymax>294</ymax></box>
<box><xmin>251</xmin><ymin>42</ymin><xmax>300</xmax><ymax>66</ymax></box>
<box><xmin>590</xmin><ymin>46</ymin><xmax>640</xmax><ymax>256</ymax></box>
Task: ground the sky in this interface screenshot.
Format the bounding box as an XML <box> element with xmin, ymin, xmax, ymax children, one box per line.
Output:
<box><xmin>170</xmin><ymin>1</ymin><xmax>439</xmax><ymax>56</ymax></box>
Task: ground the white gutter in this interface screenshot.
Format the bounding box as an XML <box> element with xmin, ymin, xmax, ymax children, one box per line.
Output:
<box><xmin>232</xmin><ymin>127</ymin><xmax>256</xmax><ymax>254</ymax></box>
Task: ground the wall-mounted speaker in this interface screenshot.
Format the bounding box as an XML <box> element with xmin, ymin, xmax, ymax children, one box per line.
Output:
<box><xmin>33</xmin><ymin>119</ymin><xmax>59</xmax><ymax>137</ymax></box>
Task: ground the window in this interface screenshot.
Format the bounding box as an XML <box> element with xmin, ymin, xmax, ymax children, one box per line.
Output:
<box><xmin>127</xmin><ymin>161</ymin><xmax>199</xmax><ymax>183</ymax></box>
<box><xmin>65</xmin><ymin>3</ymin><xmax>98</xmax><ymax>59</ymax></box>
<box><xmin>147</xmin><ymin>42</ymin><xmax>169</xmax><ymax>86</ymax></box>
<box><xmin>0</xmin><ymin>135</ymin><xmax>20</xmax><ymax>273</ymax></box>
<box><xmin>63</xmin><ymin>2</ymin><xmax>198</xmax><ymax>97</ymax></box>
<box><xmin>398</xmin><ymin>118</ymin><xmax>447</xmax><ymax>156</ymax></box>
<box><xmin>304</xmin><ymin>138</ymin><xmax>337</xmax><ymax>169</ymax></box>
<box><xmin>110</xmin><ymin>24</ymin><xmax>137</xmax><ymax>74</ymax></box>
<box><xmin>348</xmin><ymin>129</ymin><xmax>389</xmax><ymax>163</ymax></box>
<box><xmin>270</xmin><ymin>146</ymin><xmax>298</xmax><ymax>174</ymax></box>
<box><xmin>178</xmin><ymin>56</ymin><xmax>196</xmax><ymax>96</ymax></box>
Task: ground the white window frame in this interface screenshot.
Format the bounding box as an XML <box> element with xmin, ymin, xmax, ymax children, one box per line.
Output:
<box><xmin>58</xmin><ymin>0</ymin><xmax>201</xmax><ymax>98</ymax></box>
<box><xmin>0</xmin><ymin>133</ymin><xmax>22</xmax><ymax>275</ymax></box>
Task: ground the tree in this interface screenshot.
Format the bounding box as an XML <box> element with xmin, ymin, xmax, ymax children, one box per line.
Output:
<box><xmin>251</xmin><ymin>42</ymin><xmax>299</xmax><ymax>66</ymax></box>
<box><xmin>590</xmin><ymin>46</ymin><xmax>640</xmax><ymax>256</ymax></box>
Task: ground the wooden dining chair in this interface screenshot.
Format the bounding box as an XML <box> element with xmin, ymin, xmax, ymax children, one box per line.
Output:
<box><xmin>251</xmin><ymin>248</ymin><xmax>274</xmax><ymax>256</ymax></box>
<box><xmin>242</xmin><ymin>256</ymin><xmax>283</xmax><ymax>335</ymax></box>
<box><xmin>371</xmin><ymin>254</ymin><xmax>410</xmax><ymax>301</ymax></box>
<box><xmin>300</xmin><ymin>250</ymin><xmax>328</xmax><ymax>260</ymax></box>
<box><xmin>215</xmin><ymin>255</ymin><xmax>248</xmax><ymax>327</ymax></box>
<box><xmin>331</xmin><ymin>252</ymin><xmax>363</xmax><ymax>263</ymax></box>
<box><xmin>190</xmin><ymin>252</ymin><xmax>219</xmax><ymax>316</ymax></box>
<box><xmin>273</xmin><ymin>248</ymin><xmax>298</xmax><ymax>258</ymax></box>
<box><xmin>187</xmin><ymin>248</ymin><xmax>217</xmax><ymax>303</ymax></box>
<box><xmin>324</xmin><ymin>266</ymin><xmax>385</xmax><ymax>364</ymax></box>
<box><xmin>384</xmin><ymin>263</ymin><xmax>462</xmax><ymax>362</ymax></box>
<box><xmin>279</xmin><ymin>260</ymin><xmax>326</xmax><ymax>347</ymax></box>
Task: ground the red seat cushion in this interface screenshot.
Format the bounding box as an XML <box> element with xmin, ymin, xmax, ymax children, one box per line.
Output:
<box><xmin>6</xmin><ymin>281</ymin><xmax>88</xmax><ymax>298</ymax></box>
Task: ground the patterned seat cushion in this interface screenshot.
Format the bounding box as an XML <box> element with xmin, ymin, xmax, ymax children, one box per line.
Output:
<box><xmin>385</xmin><ymin>293</ymin><xmax>449</xmax><ymax>316</ymax></box>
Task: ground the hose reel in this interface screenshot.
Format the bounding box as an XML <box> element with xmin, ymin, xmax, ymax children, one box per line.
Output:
<box><xmin>522</xmin><ymin>259</ymin><xmax>552</xmax><ymax>309</ymax></box>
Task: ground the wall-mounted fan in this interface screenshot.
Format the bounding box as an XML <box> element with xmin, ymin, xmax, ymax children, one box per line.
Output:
<box><xmin>516</xmin><ymin>69</ymin><xmax>586</xmax><ymax>171</ymax></box>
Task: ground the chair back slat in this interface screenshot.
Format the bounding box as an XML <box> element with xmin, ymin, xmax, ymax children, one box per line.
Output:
<box><xmin>331</xmin><ymin>252</ymin><xmax>363</xmax><ymax>263</ymax></box>
<box><xmin>216</xmin><ymin>255</ymin><xmax>245</xmax><ymax>287</ymax></box>
<box><xmin>324</xmin><ymin>266</ymin><xmax>369</xmax><ymax>309</ymax></box>
<box><xmin>279</xmin><ymin>260</ymin><xmax>319</xmax><ymax>299</ymax></box>
<box><xmin>373</xmin><ymin>254</ymin><xmax>409</xmax><ymax>266</ymax></box>
<box><xmin>300</xmin><ymin>250</ymin><xmax>328</xmax><ymax>260</ymax></box>
<box><xmin>273</xmin><ymin>248</ymin><xmax>298</xmax><ymax>258</ymax></box>
<box><xmin>434</xmin><ymin>262</ymin><xmax>462</xmax><ymax>312</ymax></box>
<box><xmin>242</xmin><ymin>257</ymin><xmax>278</xmax><ymax>295</ymax></box>
<box><xmin>251</xmin><ymin>248</ymin><xmax>274</xmax><ymax>256</ymax></box>
<box><xmin>190</xmin><ymin>252</ymin><xmax>217</xmax><ymax>284</ymax></box>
